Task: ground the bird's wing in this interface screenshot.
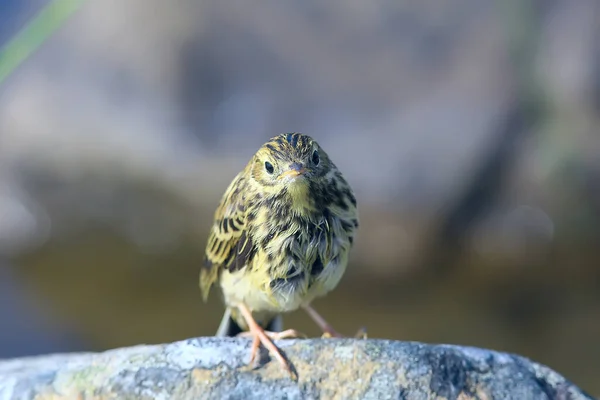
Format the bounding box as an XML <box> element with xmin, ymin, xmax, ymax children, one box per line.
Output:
<box><xmin>199</xmin><ymin>173</ymin><xmax>254</xmax><ymax>302</ymax></box>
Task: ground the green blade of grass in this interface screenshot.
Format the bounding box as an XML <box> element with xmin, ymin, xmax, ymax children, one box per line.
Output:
<box><xmin>0</xmin><ymin>0</ymin><xmax>85</xmax><ymax>85</ymax></box>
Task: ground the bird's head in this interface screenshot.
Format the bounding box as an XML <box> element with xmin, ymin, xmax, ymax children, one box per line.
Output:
<box><xmin>249</xmin><ymin>133</ymin><xmax>333</xmax><ymax>202</ymax></box>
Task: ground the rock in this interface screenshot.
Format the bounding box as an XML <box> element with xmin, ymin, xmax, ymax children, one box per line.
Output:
<box><xmin>0</xmin><ymin>338</ymin><xmax>593</xmax><ymax>400</ymax></box>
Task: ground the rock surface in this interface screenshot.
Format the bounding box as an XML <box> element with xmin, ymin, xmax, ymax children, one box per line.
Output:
<box><xmin>0</xmin><ymin>338</ymin><xmax>593</xmax><ymax>400</ymax></box>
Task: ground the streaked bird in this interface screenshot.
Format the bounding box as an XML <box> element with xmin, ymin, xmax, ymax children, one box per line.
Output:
<box><xmin>200</xmin><ymin>132</ymin><xmax>359</xmax><ymax>378</ymax></box>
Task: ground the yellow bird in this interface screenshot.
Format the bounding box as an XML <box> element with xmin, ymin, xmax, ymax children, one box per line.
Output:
<box><xmin>200</xmin><ymin>133</ymin><xmax>359</xmax><ymax>377</ymax></box>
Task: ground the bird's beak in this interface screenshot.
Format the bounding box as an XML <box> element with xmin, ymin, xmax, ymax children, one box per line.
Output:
<box><xmin>280</xmin><ymin>162</ymin><xmax>306</xmax><ymax>179</ymax></box>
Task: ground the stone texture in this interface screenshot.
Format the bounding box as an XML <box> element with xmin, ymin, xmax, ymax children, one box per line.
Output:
<box><xmin>0</xmin><ymin>338</ymin><xmax>593</xmax><ymax>400</ymax></box>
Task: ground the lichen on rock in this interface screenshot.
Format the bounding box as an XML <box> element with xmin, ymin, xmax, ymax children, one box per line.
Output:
<box><xmin>0</xmin><ymin>338</ymin><xmax>594</xmax><ymax>399</ymax></box>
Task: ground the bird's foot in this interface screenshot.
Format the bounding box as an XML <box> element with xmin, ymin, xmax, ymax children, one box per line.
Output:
<box><xmin>238</xmin><ymin>329</ymin><xmax>306</xmax><ymax>367</ymax></box>
<box><xmin>304</xmin><ymin>304</ymin><xmax>365</xmax><ymax>338</ymax></box>
<box><xmin>321</xmin><ymin>326</ymin><xmax>368</xmax><ymax>339</ymax></box>
<box><xmin>353</xmin><ymin>326</ymin><xmax>368</xmax><ymax>339</ymax></box>
<box><xmin>237</xmin><ymin>304</ymin><xmax>298</xmax><ymax>380</ymax></box>
<box><xmin>236</xmin><ymin>328</ymin><xmax>307</xmax><ymax>341</ymax></box>
<box><xmin>319</xmin><ymin>327</ymin><xmax>343</xmax><ymax>338</ymax></box>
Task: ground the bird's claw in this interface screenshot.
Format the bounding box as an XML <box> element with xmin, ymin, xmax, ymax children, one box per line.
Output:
<box><xmin>354</xmin><ymin>326</ymin><xmax>368</xmax><ymax>339</ymax></box>
<box><xmin>320</xmin><ymin>327</ymin><xmax>367</xmax><ymax>339</ymax></box>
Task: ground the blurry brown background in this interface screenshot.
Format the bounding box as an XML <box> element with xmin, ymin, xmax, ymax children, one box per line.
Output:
<box><xmin>0</xmin><ymin>0</ymin><xmax>599</xmax><ymax>396</ymax></box>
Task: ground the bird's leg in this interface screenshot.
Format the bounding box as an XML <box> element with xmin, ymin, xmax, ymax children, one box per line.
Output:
<box><xmin>302</xmin><ymin>304</ymin><xmax>343</xmax><ymax>338</ymax></box>
<box><xmin>236</xmin><ymin>329</ymin><xmax>306</xmax><ymax>364</ymax></box>
<box><xmin>237</xmin><ymin>303</ymin><xmax>297</xmax><ymax>379</ymax></box>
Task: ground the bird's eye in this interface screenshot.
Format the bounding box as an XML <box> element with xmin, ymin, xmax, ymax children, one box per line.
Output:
<box><xmin>312</xmin><ymin>150</ymin><xmax>320</xmax><ymax>166</ymax></box>
<box><xmin>264</xmin><ymin>161</ymin><xmax>274</xmax><ymax>174</ymax></box>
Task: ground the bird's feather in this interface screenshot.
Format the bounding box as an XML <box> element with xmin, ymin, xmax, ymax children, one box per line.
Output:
<box><xmin>200</xmin><ymin>172</ymin><xmax>253</xmax><ymax>302</ymax></box>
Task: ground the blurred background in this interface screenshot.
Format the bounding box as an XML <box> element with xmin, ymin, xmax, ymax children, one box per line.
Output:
<box><xmin>0</xmin><ymin>0</ymin><xmax>599</xmax><ymax>395</ymax></box>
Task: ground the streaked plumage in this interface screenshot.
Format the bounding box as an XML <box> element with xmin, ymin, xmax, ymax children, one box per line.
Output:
<box><xmin>200</xmin><ymin>132</ymin><xmax>358</xmax><ymax>377</ymax></box>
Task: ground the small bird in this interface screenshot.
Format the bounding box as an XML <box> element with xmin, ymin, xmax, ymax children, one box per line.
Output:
<box><xmin>200</xmin><ymin>133</ymin><xmax>359</xmax><ymax>377</ymax></box>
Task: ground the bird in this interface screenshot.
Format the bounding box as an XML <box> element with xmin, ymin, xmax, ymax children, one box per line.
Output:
<box><xmin>199</xmin><ymin>132</ymin><xmax>359</xmax><ymax>378</ymax></box>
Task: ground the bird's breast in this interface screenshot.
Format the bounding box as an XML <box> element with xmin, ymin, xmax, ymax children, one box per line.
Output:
<box><xmin>261</xmin><ymin>214</ymin><xmax>353</xmax><ymax>310</ymax></box>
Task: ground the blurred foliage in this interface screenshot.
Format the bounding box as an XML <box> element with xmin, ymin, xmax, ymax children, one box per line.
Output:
<box><xmin>0</xmin><ymin>0</ymin><xmax>84</xmax><ymax>84</ymax></box>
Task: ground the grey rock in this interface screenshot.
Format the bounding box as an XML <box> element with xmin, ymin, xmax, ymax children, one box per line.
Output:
<box><xmin>0</xmin><ymin>338</ymin><xmax>593</xmax><ymax>400</ymax></box>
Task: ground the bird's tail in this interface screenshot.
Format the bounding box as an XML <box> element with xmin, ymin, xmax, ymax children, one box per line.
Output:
<box><xmin>215</xmin><ymin>308</ymin><xmax>283</xmax><ymax>337</ymax></box>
